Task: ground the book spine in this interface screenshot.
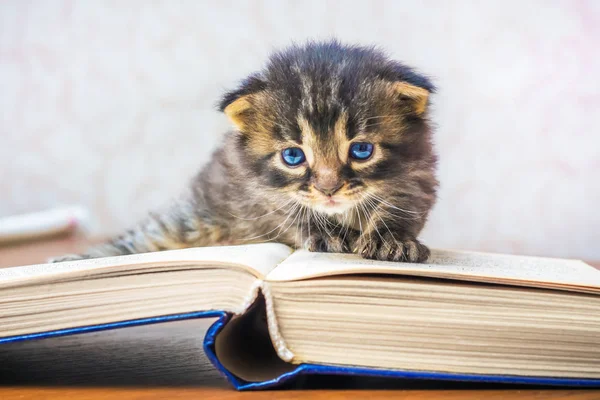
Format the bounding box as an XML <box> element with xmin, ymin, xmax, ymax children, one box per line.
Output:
<box><xmin>260</xmin><ymin>282</ymin><xmax>294</xmax><ymax>362</ymax></box>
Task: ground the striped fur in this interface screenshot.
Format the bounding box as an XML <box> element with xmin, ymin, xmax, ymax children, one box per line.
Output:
<box><xmin>51</xmin><ymin>40</ymin><xmax>438</xmax><ymax>263</ymax></box>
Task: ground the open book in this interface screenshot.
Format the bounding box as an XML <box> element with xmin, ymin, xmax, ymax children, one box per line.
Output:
<box><xmin>1</xmin><ymin>244</ymin><xmax>599</xmax><ymax>390</ymax></box>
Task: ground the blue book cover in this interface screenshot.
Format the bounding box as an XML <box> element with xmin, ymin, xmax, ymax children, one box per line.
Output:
<box><xmin>1</xmin><ymin>309</ymin><xmax>599</xmax><ymax>390</ymax></box>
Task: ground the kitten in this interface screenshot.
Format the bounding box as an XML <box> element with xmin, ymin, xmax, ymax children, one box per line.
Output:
<box><xmin>51</xmin><ymin>40</ymin><xmax>438</xmax><ymax>264</ymax></box>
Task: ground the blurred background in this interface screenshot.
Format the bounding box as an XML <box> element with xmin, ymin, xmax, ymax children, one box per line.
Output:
<box><xmin>1</xmin><ymin>0</ymin><xmax>598</xmax><ymax>259</ymax></box>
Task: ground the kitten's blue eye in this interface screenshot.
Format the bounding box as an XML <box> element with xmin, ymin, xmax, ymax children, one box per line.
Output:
<box><xmin>281</xmin><ymin>147</ymin><xmax>306</xmax><ymax>166</ymax></box>
<box><xmin>349</xmin><ymin>142</ymin><xmax>374</xmax><ymax>160</ymax></box>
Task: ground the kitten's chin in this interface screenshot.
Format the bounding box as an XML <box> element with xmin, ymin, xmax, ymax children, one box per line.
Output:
<box><xmin>311</xmin><ymin>201</ymin><xmax>354</xmax><ymax>216</ymax></box>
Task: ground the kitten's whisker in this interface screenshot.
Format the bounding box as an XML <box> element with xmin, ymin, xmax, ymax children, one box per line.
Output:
<box><xmin>369</xmin><ymin>194</ymin><xmax>424</xmax><ymax>216</ymax></box>
<box><xmin>294</xmin><ymin>206</ymin><xmax>301</xmax><ymax>246</ymax></box>
<box><xmin>270</xmin><ymin>202</ymin><xmax>304</xmax><ymax>241</ymax></box>
<box><xmin>340</xmin><ymin>210</ymin><xmax>351</xmax><ymax>246</ymax></box>
<box><xmin>306</xmin><ymin>209</ymin><xmax>312</xmax><ymax>247</ymax></box>
<box><xmin>300</xmin><ymin>207</ymin><xmax>310</xmax><ymax>246</ymax></box>
<box><xmin>359</xmin><ymin>200</ymin><xmax>388</xmax><ymax>250</ymax></box>
<box><xmin>310</xmin><ymin>209</ymin><xmax>321</xmax><ymax>238</ymax></box>
<box><xmin>359</xmin><ymin>193</ymin><xmax>418</xmax><ymax>227</ymax></box>
<box><xmin>362</xmin><ymin>195</ymin><xmax>398</xmax><ymax>222</ymax></box>
<box><xmin>296</xmin><ymin>205</ymin><xmax>308</xmax><ymax>247</ymax></box>
<box><xmin>364</xmin><ymin>196</ymin><xmax>396</xmax><ymax>245</ymax></box>
<box><xmin>320</xmin><ymin>215</ymin><xmax>333</xmax><ymax>239</ymax></box>
<box><xmin>367</xmin><ymin>193</ymin><xmax>425</xmax><ymax>217</ymax></box>
<box><xmin>359</xmin><ymin>197</ymin><xmax>379</xmax><ymax>237</ymax></box>
<box><xmin>313</xmin><ymin>211</ymin><xmax>332</xmax><ymax>239</ymax></box>
<box><xmin>362</xmin><ymin>207</ymin><xmax>373</xmax><ymax>249</ymax></box>
<box><xmin>240</xmin><ymin>202</ymin><xmax>300</xmax><ymax>242</ymax></box>
<box><xmin>354</xmin><ymin>204</ymin><xmax>365</xmax><ymax>249</ymax></box>
<box><xmin>302</xmin><ymin>205</ymin><xmax>308</xmax><ymax>246</ymax></box>
<box><xmin>270</xmin><ymin>211</ymin><xmax>301</xmax><ymax>242</ymax></box>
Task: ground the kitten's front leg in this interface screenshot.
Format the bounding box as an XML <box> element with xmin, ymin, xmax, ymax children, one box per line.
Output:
<box><xmin>303</xmin><ymin>217</ymin><xmax>359</xmax><ymax>254</ymax></box>
<box><xmin>358</xmin><ymin>231</ymin><xmax>430</xmax><ymax>263</ymax></box>
<box><xmin>356</xmin><ymin>217</ymin><xmax>430</xmax><ymax>263</ymax></box>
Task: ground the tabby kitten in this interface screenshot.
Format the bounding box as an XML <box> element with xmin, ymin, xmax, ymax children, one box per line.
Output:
<box><xmin>51</xmin><ymin>41</ymin><xmax>438</xmax><ymax>263</ymax></box>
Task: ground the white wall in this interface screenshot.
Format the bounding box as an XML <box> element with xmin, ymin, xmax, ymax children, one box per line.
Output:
<box><xmin>1</xmin><ymin>0</ymin><xmax>599</xmax><ymax>259</ymax></box>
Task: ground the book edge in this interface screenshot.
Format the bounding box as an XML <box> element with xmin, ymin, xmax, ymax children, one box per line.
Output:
<box><xmin>233</xmin><ymin>362</ymin><xmax>600</xmax><ymax>390</ymax></box>
<box><xmin>2</xmin><ymin>308</ymin><xmax>599</xmax><ymax>390</ymax></box>
<box><xmin>266</xmin><ymin>250</ymin><xmax>600</xmax><ymax>295</ymax></box>
<box><xmin>0</xmin><ymin>243</ymin><xmax>295</xmax><ymax>286</ymax></box>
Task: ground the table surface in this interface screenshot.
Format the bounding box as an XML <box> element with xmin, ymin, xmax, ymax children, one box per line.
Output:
<box><xmin>0</xmin><ymin>236</ymin><xmax>599</xmax><ymax>400</ymax></box>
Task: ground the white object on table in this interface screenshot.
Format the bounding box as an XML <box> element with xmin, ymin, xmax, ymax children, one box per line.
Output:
<box><xmin>0</xmin><ymin>206</ymin><xmax>91</xmax><ymax>244</ymax></box>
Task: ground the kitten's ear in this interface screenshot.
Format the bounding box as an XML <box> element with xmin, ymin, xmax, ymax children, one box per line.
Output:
<box><xmin>391</xmin><ymin>81</ymin><xmax>431</xmax><ymax>116</ymax></box>
<box><xmin>218</xmin><ymin>74</ymin><xmax>267</xmax><ymax>132</ymax></box>
<box><xmin>380</xmin><ymin>62</ymin><xmax>435</xmax><ymax>117</ymax></box>
<box><xmin>221</xmin><ymin>95</ymin><xmax>254</xmax><ymax>131</ymax></box>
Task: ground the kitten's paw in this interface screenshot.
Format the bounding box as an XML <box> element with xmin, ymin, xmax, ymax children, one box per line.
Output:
<box><xmin>47</xmin><ymin>254</ymin><xmax>89</xmax><ymax>263</ymax></box>
<box><xmin>358</xmin><ymin>233</ymin><xmax>430</xmax><ymax>263</ymax></box>
<box><xmin>305</xmin><ymin>233</ymin><xmax>350</xmax><ymax>253</ymax></box>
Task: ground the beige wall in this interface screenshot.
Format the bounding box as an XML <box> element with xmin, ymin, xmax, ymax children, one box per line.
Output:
<box><xmin>1</xmin><ymin>1</ymin><xmax>599</xmax><ymax>259</ymax></box>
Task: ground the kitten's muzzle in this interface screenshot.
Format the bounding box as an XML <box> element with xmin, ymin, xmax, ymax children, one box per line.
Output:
<box><xmin>314</xmin><ymin>180</ymin><xmax>344</xmax><ymax>197</ymax></box>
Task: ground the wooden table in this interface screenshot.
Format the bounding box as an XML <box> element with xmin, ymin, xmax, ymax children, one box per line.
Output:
<box><xmin>1</xmin><ymin>237</ymin><xmax>599</xmax><ymax>399</ymax></box>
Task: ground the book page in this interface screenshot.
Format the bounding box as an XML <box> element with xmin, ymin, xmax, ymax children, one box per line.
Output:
<box><xmin>266</xmin><ymin>249</ymin><xmax>600</xmax><ymax>294</ymax></box>
<box><xmin>0</xmin><ymin>243</ymin><xmax>293</xmax><ymax>286</ymax></box>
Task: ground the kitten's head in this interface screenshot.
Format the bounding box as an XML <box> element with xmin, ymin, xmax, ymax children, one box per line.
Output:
<box><xmin>219</xmin><ymin>40</ymin><xmax>437</xmax><ymax>216</ymax></box>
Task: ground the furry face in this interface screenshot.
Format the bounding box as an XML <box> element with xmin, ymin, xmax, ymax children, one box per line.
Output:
<box><xmin>220</xmin><ymin>41</ymin><xmax>436</xmax><ymax>220</ymax></box>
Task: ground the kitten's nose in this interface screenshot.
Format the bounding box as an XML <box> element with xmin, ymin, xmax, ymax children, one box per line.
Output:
<box><xmin>314</xmin><ymin>166</ymin><xmax>343</xmax><ymax>196</ymax></box>
<box><xmin>314</xmin><ymin>177</ymin><xmax>344</xmax><ymax>196</ymax></box>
